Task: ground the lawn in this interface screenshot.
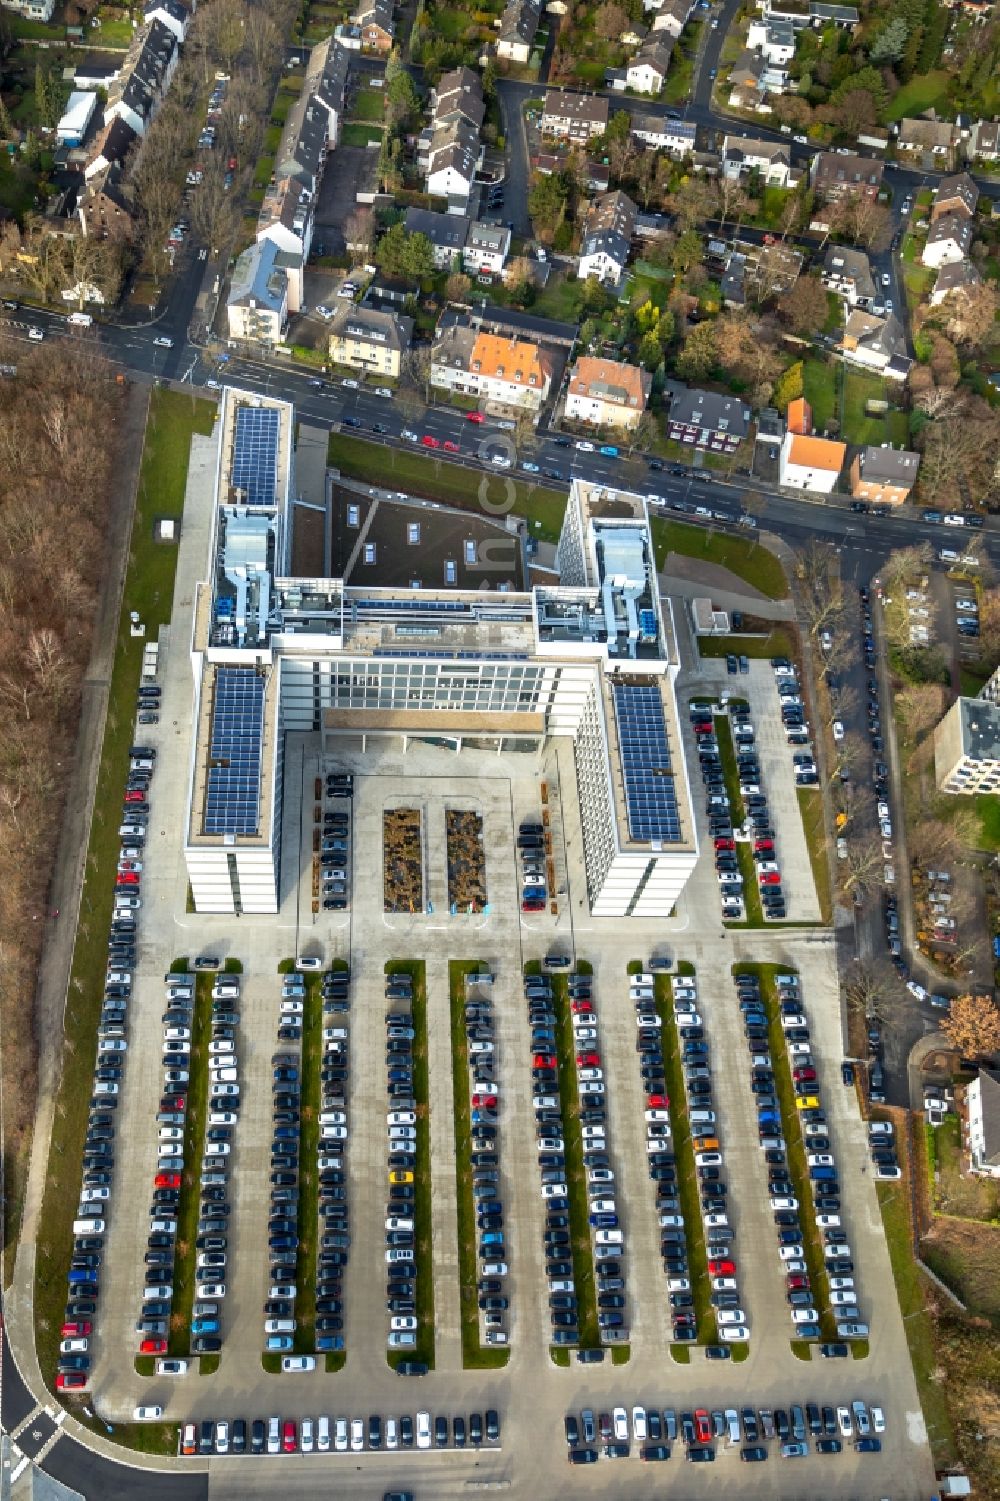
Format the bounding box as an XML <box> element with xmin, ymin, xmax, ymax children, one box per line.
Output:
<box><xmin>385</xmin><ymin>959</ymin><xmax>435</xmax><ymax>1370</ymax></box>
<box><xmin>90</xmin><ymin>16</ymin><xmax>135</xmax><ymax>45</ymax></box>
<box><xmin>530</xmin><ymin>960</ymin><xmax>600</xmax><ymax>1353</ymax></box>
<box><xmin>351</xmin><ymin>87</ymin><xmax>385</xmax><ymax>122</ymax></box>
<box><xmin>650</xmin><ymin>517</ymin><xmax>789</xmax><ymax>600</ymax></box>
<box><xmin>758</xmin><ymin>186</ymin><xmax>795</xmax><ymax>231</ymax></box>
<box><xmin>449</xmin><ymin>960</ymin><xmax>509</xmax><ymax>1369</ymax></box>
<box><xmin>292</xmin><ymin>973</ymin><xmax>323</xmax><ymax>1354</ymax></box>
<box><xmin>885</xmin><ymin>71</ymin><xmax>952</xmax><ymax>122</ymax></box>
<box><xmin>663</xmin><ymin>34</ymin><xmax>695</xmax><ymax>105</ymax></box>
<box><xmin>0</xmin><ymin>155</ymin><xmax>38</xmax><ymax>218</ymax></box>
<box><xmin>796</xmin><ymin>787</ymin><xmax>833</xmax><ymax>924</ymax></box>
<box><xmin>33</xmin><ymin>391</ymin><xmax>215</xmax><ymax>1397</ymax></box>
<box><xmin>341</xmin><ymin>123</ymin><xmax>383</xmax><ymax>147</ymax></box>
<box><xmin>253</xmin><ymin>154</ymin><xmax>275</xmax><ymax>189</ymax></box>
<box><xmin>745</xmin><ymin>962</ymin><xmax>837</xmax><ymax>1344</ymax></box>
<box><xmin>698</xmin><ymin>624</ymin><xmax>797</xmax><ymax>660</ymax></box>
<box><xmin>843</xmin><ymin>370</ymin><xmax>910</xmax><ymax>447</ymax></box>
<box><xmin>802</xmin><ymin>357</ymin><xmax>837</xmax><ymax>434</ymax></box>
<box><xmin>653</xmin><ymin>973</ymin><xmax>717</xmax><ymax>1344</ymax></box>
<box><xmin>327</xmin><ymin>432</ymin><xmax>568</xmax><ymax>542</ymax></box>
<box><xmin>529</xmin><ymin>271</ymin><xmax>586</xmax><ymax>324</ymax></box>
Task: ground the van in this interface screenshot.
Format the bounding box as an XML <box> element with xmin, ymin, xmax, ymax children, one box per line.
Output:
<box><xmin>595</xmin><ymin>1229</ymin><xmax>623</xmax><ymax>1245</ymax></box>
<box><xmin>74</xmin><ymin>1217</ymin><xmax>105</xmax><ymax>1235</ymax></box>
<box><xmin>68</xmin><ymin>311</ymin><xmax>93</xmax><ymax>327</ymax></box>
<box><xmin>466</xmin><ymin>971</ymin><xmax>493</xmax><ymax>986</ymax></box>
<box><xmin>689</xmin><ymin>1109</ymin><xmax>716</xmax><ymax>1128</ymax></box>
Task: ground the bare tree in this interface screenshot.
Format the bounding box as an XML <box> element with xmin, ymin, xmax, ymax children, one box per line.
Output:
<box><xmin>796</xmin><ymin>541</ymin><xmax>842</xmax><ymax>637</ymax></box>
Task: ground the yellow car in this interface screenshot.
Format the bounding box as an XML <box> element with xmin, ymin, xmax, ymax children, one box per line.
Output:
<box><xmin>389</xmin><ymin>1169</ymin><xmax>414</xmax><ymax>1185</ymax></box>
<box><xmin>795</xmin><ymin>1094</ymin><xmax>820</xmax><ymax>1111</ymax></box>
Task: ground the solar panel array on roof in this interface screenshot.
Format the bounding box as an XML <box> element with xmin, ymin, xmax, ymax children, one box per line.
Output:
<box><xmin>231</xmin><ymin>406</ymin><xmax>280</xmax><ymax>506</ymax></box>
<box><xmin>613</xmin><ymin>681</ymin><xmax>681</xmax><ymax>843</ymax></box>
<box><xmin>204</xmin><ymin>668</ymin><xmax>265</xmax><ymax>836</ymax></box>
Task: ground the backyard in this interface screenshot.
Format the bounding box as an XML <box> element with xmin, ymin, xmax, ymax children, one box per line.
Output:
<box><xmin>801</xmin><ymin>358</ymin><xmax>909</xmax><ymax>446</ymax></box>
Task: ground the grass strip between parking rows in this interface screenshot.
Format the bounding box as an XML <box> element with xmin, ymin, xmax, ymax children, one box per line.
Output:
<box><xmin>385</xmin><ymin>960</ymin><xmax>435</xmax><ymax>1371</ymax></box>
<box><xmin>166</xmin><ymin>972</ymin><xmax>213</xmax><ymax>1359</ymax></box>
<box><xmin>292</xmin><ymin>973</ymin><xmax>322</xmax><ymax>1356</ymax></box>
<box><xmin>653</xmin><ymin>974</ymin><xmax>717</xmax><ymax>1347</ymax></box>
<box><xmin>714</xmin><ymin>711</ymin><xmax>765</xmax><ymax>929</ymax></box>
<box><xmin>449</xmin><ymin>960</ymin><xmax>509</xmax><ymax>1370</ymax></box>
<box><xmin>32</xmin><ymin>390</ymin><xmax>213</xmax><ymax>1443</ymax></box>
<box><xmin>737</xmin><ymin>962</ymin><xmax>836</xmax><ymax>1344</ymax></box>
<box><xmin>323</xmin><ymin>958</ymin><xmax>349</xmax><ymax>1373</ymax></box>
<box><xmin>528</xmin><ymin>960</ymin><xmax>600</xmax><ymax>1354</ymax></box>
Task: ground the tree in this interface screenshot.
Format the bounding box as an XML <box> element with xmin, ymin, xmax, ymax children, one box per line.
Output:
<box><xmin>528</xmin><ymin>171</ymin><xmax>569</xmax><ymax>239</ymax></box>
<box><xmin>343</xmin><ymin>208</ymin><xmax>374</xmax><ymax>258</ymax></box>
<box><xmin>777</xmin><ymin>274</ymin><xmax>830</xmax><ymax>336</ymax></box>
<box><xmin>674</xmin><ymin>319</ymin><xmax>717</xmax><ymax>382</ymax></box>
<box><xmin>830</xmin><ymin>86</ymin><xmax>880</xmax><ymax>135</ymax></box>
<box><xmin>629</xmin><ymin>409</ymin><xmax>660</xmax><ymax>455</ymax></box>
<box><xmin>445</xmin><ymin>271</ymin><xmax>472</xmax><ymax>303</ymax></box>
<box><xmin>204</xmin><ymin>0</ymin><xmax>246</xmax><ymax>72</ymax></box>
<box><xmin>796</xmin><ymin>540</ymin><xmax>842</xmax><ymax>637</ymax></box>
<box><xmin>942</xmin><ymin>993</ymin><xmax>1000</xmax><ymax>1058</ymax></box>
<box><xmin>668</xmin><ymin>177</ymin><xmax>718</xmax><ymax>231</ymax></box>
<box><xmin>375</xmin><ymin>223</ymin><xmax>434</xmax><ymax>280</ymax></box>
<box><xmin>603</xmin><ymin>109</ymin><xmax>636</xmax><ymax>182</ymax></box>
<box><xmin>244</xmin><ymin>9</ymin><xmax>282</xmax><ymax>84</ymax></box>
<box><xmin>386</xmin><ymin>68</ymin><xmax>419</xmax><ymax>130</ymax></box>
<box><xmin>637</xmin><ymin>330</ymin><xmax>664</xmax><ymax>371</ymax></box>
<box><xmin>839</xmin><ymin>834</ymin><xmax>885</xmax><ymax>903</ymax></box>
<box><xmin>595</xmin><ymin>1</ymin><xmax>629</xmax><ymax>40</ymax></box>
<box><xmin>772</xmin><ymin>360</ymin><xmax>804</xmax><ymax>412</ymax></box>
<box><xmin>937</xmin><ymin>282</ymin><xmax>1000</xmax><ymax>352</ymax></box>
<box><xmin>869</xmin><ymin>15</ymin><xmax>909</xmax><ymax>63</ymax></box>
<box><xmin>671</xmin><ymin>227</ymin><xmax>702</xmax><ymax>276</ymax></box>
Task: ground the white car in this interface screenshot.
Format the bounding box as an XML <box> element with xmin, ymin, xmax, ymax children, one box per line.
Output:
<box><xmin>541</xmin><ymin>1182</ymin><xmax>567</xmax><ymax>1199</ymax></box>
<box><xmin>387</xmin><ymin>1111</ymin><xmax>416</xmax><ymax>1126</ymax></box>
<box><xmin>335</xmin><ymin>1417</ymin><xmax>348</xmax><ymax>1451</ymax></box>
<box><xmin>350</xmin><ymin>1417</ymin><xmax>364</xmax><ymax>1451</ymax></box>
<box><xmin>575</xmin><ymin>441</ymin><xmax>595</xmax><ymax>452</ymax></box>
<box><xmin>155</xmin><ymin>1358</ymin><xmax>188</xmax><ymax>1375</ymax></box>
<box><xmin>153</xmin><ymin>335</ymin><xmax>173</xmax><ymax>348</ymax></box>
<box><xmin>163</xmin><ymin>1027</ymin><xmax>191</xmax><ymax>1042</ymax></box>
<box><xmin>881</xmin><ymin>272</ymin><xmax>890</xmax><ymax>287</ymax></box>
<box><xmin>871</xmin><ymin>1405</ymin><xmax>886</xmax><ymax>1435</ymax></box>
<box><xmin>906</xmin><ymin>980</ymin><xmax>928</xmax><ymax>1002</ymax></box>
<box><xmin>28</xmin><ymin>326</ymin><xmax>45</xmax><ymax>341</ymax></box>
<box><xmin>613</xmin><ymin>1407</ymin><xmax>628</xmax><ymax>1443</ymax></box>
<box><xmin>416</xmin><ymin>1411</ymin><xmax>432</xmax><ymax>1449</ymax></box>
<box><xmin>632</xmin><ymin>1406</ymin><xmax>647</xmax><ymax>1441</ymax></box>
<box><xmin>490</xmin><ymin>454</ymin><xmax>511</xmax><ymax>468</ymax></box>
<box><xmin>832</xmin><ymin>720</ymin><xmax>845</xmax><ymax>741</ymax></box>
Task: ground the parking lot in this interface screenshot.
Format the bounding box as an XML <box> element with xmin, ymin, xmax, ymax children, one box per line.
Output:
<box><xmin>54</xmin><ymin>432</ymin><xmax>936</xmax><ymax>1497</ymax></box>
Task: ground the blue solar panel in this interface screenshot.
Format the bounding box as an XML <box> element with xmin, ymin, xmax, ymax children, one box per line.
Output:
<box><xmin>204</xmin><ymin>668</ymin><xmax>265</xmax><ymax>836</ymax></box>
<box><xmin>231</xmin><ymin>406</ymin><xmax>279</xmax><ymax>506</ymax></box>
<box><xmin>613</xmin><ymin>681</ymin><xmax>681</xmax><ymax>843</ymax></box>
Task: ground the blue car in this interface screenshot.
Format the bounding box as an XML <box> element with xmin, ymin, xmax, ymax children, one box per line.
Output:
<box><xmin>590</xmin><ymin>1213</ymin><xmax>619</xmax><ymax>1229</ymax></box>
<box><xmin>191</xmin><ymin>1318</ymin><xmax>220</xmax><ymax>1335</ymax></box>
<box><xmin>599</xmin><ymin>445</ymin><xmax>619</xmax><ymax>458</ymax></box>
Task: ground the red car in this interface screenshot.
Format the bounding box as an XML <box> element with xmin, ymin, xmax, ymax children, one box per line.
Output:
<box><xmin>123</xmin><ymin>789</ymin><xmax>146</xmax><ymax>803</ymax></box>
<box><xmin>576</xmin><ymin>1052</ymin><xmax>600</xmax><ymax>1068</ymax></box>
<box><xmin>61</xmin><ymin>1321</ymin><xmax>92</xmax><ymax>1337</ymax></box>
<box><xmin>793</xmin><ymin>1066</ymin><xmax>817</xmax><ymax>1084</ymax></box>
<box><xmin>708</xmin><ymin>1259</ymin><xmax>735</xmax><ymax>1276</ymax></box>
<box><xmin>571</xmin><ymin>998</ymin><xmax>593</xmax><ymax>1014</ymax></box>
<box><xmin>533</xmin><ymin>1054</ymin><xmax>556</xmax><ymax>1069</ymax></box>
<box><xmin>471</xmin><ymin>1093</ymin><xmax>497</xmax><ymax>1109</ymax></box>
<box><xmin>139</xmin><ymin>1337</ymin><xmax>167</xmax><ymax>1354</ymax></box>
<box><xmin>117</xmin><ymin>870</ymin><xmax>140</xmax><ymax>885</ymax></box>
<box><xmin>466</xmin><ymin>412</ymin><xmax>484</xmax><ymax>423</ymax></box>
<box><xmin>160</xmin><ymin>1095</ymin><xmax>186</xmax><ymax>1112</ymax></box>
<box><xmin>155</xmin><ymin>1172</ymin><xmax>181</xmax><ymax>1188</ymax></box>
<box><xmin>714</xmin><ymin>837</ymin><xmax>735</xmax><ymax>851</ymax></box>
<box><xmin>760</xmin><ymin>872</ymin><xmax>782</xmax><ymax>886</ymax></box>
<box><xmin>754</xmin><ymin>839</ymin><xmax>774</xmax><ymax>854</ymax></box>
<box><xmin>786</xmin><ymin>1273</ymin><xmax>810</xmax><ymax>1289</ymax></box>
<box><xmin>443</xmin><ymin>439</ymin><xmax>459</xmax><ymax>452</ymax></box>
<box><xmin>694</xmin><ymin>1409</ymin><xmax>712</xmax><ymax>1445</ymax></box>
<box><xmin>647</xmin><ymin>1093</ymin><xmax>669</xmax><ymax>1109</ymax></box>
<box><xmin>56</xmin><ymin>1373</ymin><xmax>87</xmax><ymax>1391</ymax></box>
<box><xmin>522</xmin><ymin>898</ymin><xmax>545</xmax><ymax>912</ymax></box>
<box><xmin>227</xmin><ymin>156</ymin><xmax>237</xmax><ymax>171</ymax></box>
<box><xmin>282</xmin><ymin>1420</ymin><xmax>297</xmax><ymax>1453</ymax></box>
<box><xmin>421</xmin><ymin>435</ymin><xmax>440</xmax><ymax>448</ymax></box>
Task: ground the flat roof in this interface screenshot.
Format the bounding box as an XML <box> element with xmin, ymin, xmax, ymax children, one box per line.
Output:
<box><xmin>188</xmin><ymin>661</ymin><xmax>278</xmax><ymax>848</ymax></box>
<box><xmin>961</xmin><ymin>697</ymin><xmax>1000</xmax><ymax>762</ymax></box>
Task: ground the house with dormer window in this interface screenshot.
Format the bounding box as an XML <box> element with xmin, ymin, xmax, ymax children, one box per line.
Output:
<box><xmin>431</xmin><ymin>326</ymin><xmax>553</xmax><ymax>409</ymax></box>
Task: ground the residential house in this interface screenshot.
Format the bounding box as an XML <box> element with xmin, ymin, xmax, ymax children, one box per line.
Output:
<box><xmin>565</xmin><ymin>357</ymin><xmax>652</xmax><ymax>432</ymax></box>
<box><xmin>934</xmin><ymin>697</ymin><xmax>1000</xmax><ymax>797</ymax></box>
<box><xmin>77</xmin><ymin>162</ymin><xmax>137</xmax><ymax>242</ymax></box>
<box><xmin>746</xmin><ymin>15</ymin><xmax>796</xmax><ymax>63</ymax></box>
<box><xmin>83</xmin><ymin>117</ymin><xmax>138</xmax><ymax>182</ymax></box>
<box><xmin>404</xmin><ymin>206</ymin><xmax>470</xmax><ymax>268</ymax></box>
<box><xmin>578</xmin><ymin>190</ymin><xmax>637</xmax><ymax>285</ymax></box>
<box><xmin>329</xmin><ymin>303</ymin><xmax>412</xmax><ymax>377</ymax></box>
<box><xmin>0</xmin><ymin>0</ymin><xmax>55</xmax><ymax>22</ymax></box>
<box><xmin>626</xmin><ymin>36</ymin><xmax>674</xmax><ymax>93</ymax></box>
<box><xmin>721</xmin><ymin>253</ymin><xmax>746</xmax><ymax>307</ymax></box>
<box><xmin>647</xmin><ymin>0</ymin><xmax>692</xmax><ymax>37</ymax></box>
<box><xmin>849</xmin><ymin>444</ymin><xmax>920</xmax><ymax>506</ymax></box>
<box><xmin>931</xmin><ymin>170</ymin><xmax>979</xmax><ymax>220</ymax></box>
<box><xmin>351</xmin><ymin>0</ymin><xmax>394</xmax><ymax>53</ymax></box>
<box><xmin>256</xmin><ymin>180</ymin><xmax>314</xmax><ymax>309</ymax></box>
<box><xmin>431</xmin><ymin>325</ymin><xmax>553</xmax><ymax>409</ymax></box>
<box><xmin>143</xmin><ymin>0</ymin><xmax>191</xmax><ymax>44</ymax></box>
<box><xmin>630</xmin><ymin>114</ymin><xmax>696</xmax><ymax>157</ymax></box>
<box><xmin>762</xmin><ymin>0</ymin><xmax>858</xmax><ymax>26</ymax></box>
<box><xmin>727</xmin><ymin>51</ymin><xmax>766</xmax><ymax>110</ymax></box>
<box><xmin>921</xmin><ymin>212</ymin><xmax>974</xmax><ymax>267</ymax></box>
<box><xmin>779</xmin><ymin>431</ymin><xmax>846</xmax><ymax>492</ymax></box>
<box><xmin>810</xmin><ymin>150</ymin><xmax>884</xmax><ymax>200</ymax></box>
<box><xmin>721</xmin><ymin>135</ymin><xmax>792</xmax><ymax>185</ymax></box>
<box><xmin>786</xmin><ymin>396</ymin><xmax>811</xmax><ymax>434</ymax></box>
<box><xmin>300</xmin><ymin>36</ymin><xmax>351</xmax><ymax>149</ymax></box>
<box><xmin>930</xmin><ymin>258</ymin><xmax>983</xmax><ymax>305</ymax></box>
<box><xmin>464</xmin><ymin>221</ymin><xmax>511</xmax><ymax>277</ymax></box>
<box><xmin>105</xmin><ymin>17</ymin><xmax>178</xmax><ymax>138</ymax></box>
<box><xmin>967</xmin><ymin>118</ymin><xmax>1000</xmax><ymax>161</ymax></box>
<box><xmin>540</xmin><ymin>88</ymin><xmax>610</xmax><ymax>143</ymax></box>
<box><xmin>226</xmin><ymin>238</ymin><xmax>289</xmax><ymax>346</ymax></box>
<box><xmin>896</xmin><ymin>116</ymin><xmax>960</xmax><ymax>163</ymax></box>
<box><xmin>426</xmin><ymin>119</ymin><xmax>482</xmax><ymax>204</ymax></box>
<box><xmin>821</xmin><ymin>243</ymin><xmax>876</xmax><ymax>306</ymax></box>
<box><xmin>838</xmin><ymin>308</ymin><xmax>909</xmax><ymax>377</ymax></box>
<box><xmin>666</xmin><ymin>387</ymin><xmax>751</xmax><ymax>453</ymax></box>
<box><xmin>966</xmin><ymin>1069</ymin><xmax>1000</xmax><ymax>1177</ymax></box>
<box><xmin>433</xmin><ymin>66</ymin><xmax>486</xmax><ymax>131</ymax></box>
<box><xmin>497</xmin><ymin>0</ymin><xmax>543</xmax><ymax>62</ymax></box>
